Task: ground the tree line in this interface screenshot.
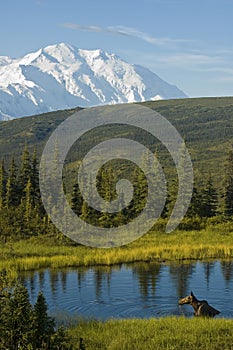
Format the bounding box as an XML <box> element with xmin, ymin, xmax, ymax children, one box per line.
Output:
<box><xmin>0</xmin><ymin>145</ymin><xmax>233</xmax><ymax>240</ymax></box>
<box><xmin>71</xmin><ymin>146</ymin><xmax>233</xmax><ymax>228</ymax></box>
<box><xmin>0</xmin><ymin>145</ymin><xmax>61</xmax><ymax>240</ymax></box>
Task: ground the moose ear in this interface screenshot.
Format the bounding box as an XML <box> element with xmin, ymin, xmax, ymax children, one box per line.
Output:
<box><xmin>191</xmin><ymin>291</ymin><xmax>194</xmax><ymax>296</ymax></box>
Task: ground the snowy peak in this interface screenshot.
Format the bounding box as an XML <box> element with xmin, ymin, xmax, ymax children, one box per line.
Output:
<box><xmin>19</xmin><ymin>49</ymin><xmax>43</xmax><ymax>66</ymax></box>
<box><xmin>0</xmin><ymin>43</ymin><xmax>187</xmax><ymax>120</ymax></box>
<box><xmin>43</xmin><ymin>43</ymin><xmax>78</xmax><ymax>64</ymax></box>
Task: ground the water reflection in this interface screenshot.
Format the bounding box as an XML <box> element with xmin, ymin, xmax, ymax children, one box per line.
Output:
<box><xmin>221</xmin><ymin>260</ymin><xmax>233</xmax><ymax>283</ymax></box>
<box><xmin>169</xmin><ymin>263</ymin><xmax>195</xmax><ymax>298</ymax></box>
<box><xmin>132</xmin><ymin>262</ymin><xmax>161</xmax><ymax>299</ymax></box>
<box><xmin>22</xmin><ymin>260</ymin><xmax>233</xmax><ymax>320</ymax></box>
<box><xmin>203</xmin><ymin>261</ymin><xmax>215</xmax><ymax>288</ymax></box>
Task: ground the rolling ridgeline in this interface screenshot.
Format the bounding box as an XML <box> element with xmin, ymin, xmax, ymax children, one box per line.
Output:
<box><xmin>0</xmin><ymin>96</ymin><xmax>233</xmax><ymax>182</ymax></box>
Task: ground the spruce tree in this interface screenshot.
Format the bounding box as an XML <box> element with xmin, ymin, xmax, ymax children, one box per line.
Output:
<box><xmin>177</xmin><ymin>141</ymin><xmax>193</xmax><ymax>217</ymax></box>
<box><xmin>166</xmin><ymin>178</ymin><xmax>178</xmax><ymax>218</ymax></box>
<box><xmin>33</xmin><ymin>291</ymin><xmax>55</xmax><ymax>349</ymax></box>
<box><xmin>51</xmin><ymin>326</ymin><xmax>72</xmax><ymax>350</ymax></box>
<box><xmin>19</xmin><ymin>144</ymin><xmax>31</xmax><ymax>192</ymax></box>
<box><xmin>201</xmin><ymin>174</ymin><xmax>218</xmax><ymax>217</ymax></box>
<box><xmin>23</xmin><ymin>178</ymin><xmax>33</xmax><ymax>225</ymax></box>
<box><xmin>0</xmin><ymin>276</ymin><xmax>72</xmax><ymax>350</ymax></box>
<box><xmin>98</xmin><ymin>165</ymin><xmax>116</xmax><ymax>227</ymax></box>
<box><xmin>30</xmin><ymin>149</ymin><xmax>41</xmax><ymax>209</ymax></box>
<box><xmin>81</xmin><ymin>200</ymin><xmax>92</xmax><ymax>224</ymax></box>
<box><xmin>71</xmin><ymin>182</ymin><xmax>83</xmax><ymax>216</ymax></box>
<box><xmin>224</xmin><ymin>146</ymin><xmax>233</xmax><ymax>216</ymax></box>
<box><xmin>186</xmin><ymin>186</ymin><xmax>202</xmax><ymax>217</ymax></box>
<box><xmin>128</xmin><ymin>165</ymin><xmax>147</xmax><ymax>220</ymax></box>
<box><xmin>5</xmin><ymin>157</ymin><xmax>18</xmax><ymax>208</ymax></box>
<box><xmin>7</xmin><ymin>283</ymin><xmax>34</xmax><ymax>349</ymax></box>
<box><xmin>114</xmin><ymin>190</ymin><xmax>128</xmax><ymax>226</ymax></box>
<box><xmin>0</xmin><ymin>269</ymin><xmax>11</xmax><ymax>348</ymax></box>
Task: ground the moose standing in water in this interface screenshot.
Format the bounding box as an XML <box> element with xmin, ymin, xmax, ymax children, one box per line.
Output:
<box><xmin>179</xmin><ymin>291</ymin><xmax>220</xmax><ymax>317</ymax></box>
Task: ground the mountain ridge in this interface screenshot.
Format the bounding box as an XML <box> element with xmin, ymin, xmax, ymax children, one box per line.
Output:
<box><xmin>0</xmin><ymin>43</ymin><xmax>187</xmax><ymax>120</ymax></box>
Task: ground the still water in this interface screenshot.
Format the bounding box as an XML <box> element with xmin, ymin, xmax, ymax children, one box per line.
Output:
<box><xmin>22</xmin><ymin>260</ymin><xmax>233</xmax><ymax>320</ymax></box>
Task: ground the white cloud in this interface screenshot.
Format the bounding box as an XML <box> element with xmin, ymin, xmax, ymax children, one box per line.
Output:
<box><xmin>62</xmin><ymin>23</ymin><xmax>189</xmax><ymax>46</ymax></box>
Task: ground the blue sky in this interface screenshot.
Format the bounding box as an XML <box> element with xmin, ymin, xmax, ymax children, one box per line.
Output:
<box><xmin>1</xmin><ymin>0</ymin><xmax>233</xmax><ymax>97</ymax></box>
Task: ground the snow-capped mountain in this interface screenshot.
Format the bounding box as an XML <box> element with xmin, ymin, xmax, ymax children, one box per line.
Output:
<box><xmin>0</xmin><ymin>43</ymin><xmax>187</xmax><ymax>120</ymax></box>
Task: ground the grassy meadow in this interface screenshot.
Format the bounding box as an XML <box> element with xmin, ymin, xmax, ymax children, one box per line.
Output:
<box><xmin>1</xmin><ymin>220</ymin><xmax>233</xmax><ymax>279</ymax></box>
<box><xmin>68</xmin><ymin>317</ymin><xmax>233</xmax><ymax>350</ymax></box>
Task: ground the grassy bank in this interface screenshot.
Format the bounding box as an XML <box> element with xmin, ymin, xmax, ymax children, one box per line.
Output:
<box><xmin>68</xmin><ymin>317</ymin><xmax>233</xmax><ymax>350</ymax></box>
<box><xmin>1</xmin><ymin>221</ymin><xmax>233</xmax><ymax>278</ymax></box>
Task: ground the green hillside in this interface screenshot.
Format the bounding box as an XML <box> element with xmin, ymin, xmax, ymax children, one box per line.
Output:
<box><xmin>143</xmin><ymin>97</ymin><xmax>233</xmax><ymax>181</ymax></box>
<box><xmin>0</xmin><ymin>107</ymin><xmax>82</xmax><ymax>163</ymax></box>
<box><xmin>0</xmin><ymin>97</ymin><xmax>233</xmax><ymax>186</ymax></box>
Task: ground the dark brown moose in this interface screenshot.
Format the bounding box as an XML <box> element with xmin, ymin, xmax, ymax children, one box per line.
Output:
<box><xmin>179</xmin><ymin>291</ymin><xmax>220</xmax><ymax>317</ymax></box>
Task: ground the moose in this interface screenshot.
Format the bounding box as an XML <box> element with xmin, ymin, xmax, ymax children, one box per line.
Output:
<box><xmin>179</xmin><ymin>291</ymin><xmax>220</xmax><ymax>317</ymax></box>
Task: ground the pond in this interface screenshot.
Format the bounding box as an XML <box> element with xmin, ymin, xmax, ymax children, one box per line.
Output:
<box><xmin>22</xmin><ymin>260</ymin><xmax>233</xmax><ymax>320</ymax></box>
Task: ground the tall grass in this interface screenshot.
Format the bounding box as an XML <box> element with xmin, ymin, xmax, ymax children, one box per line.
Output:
<box><xmin>1</xmin><ymin>223</ymin><xmax>233</xmax><ymax>277</ymax></box>
<box><xmin>68</xmin><ymin>317</ymin><xmax>233</xmax><ymax>350</ymax></box>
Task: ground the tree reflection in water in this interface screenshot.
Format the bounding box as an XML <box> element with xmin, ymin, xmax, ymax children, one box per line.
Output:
<box><xmin>132</xmin><ymin>262</ymin><xmax>161</xmax><ymax>300</ymax></box>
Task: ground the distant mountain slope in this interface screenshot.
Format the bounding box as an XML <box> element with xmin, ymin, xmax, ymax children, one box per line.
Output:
<box><xmin>0</xmin><ymin>97</ymin><xmax>233</xmax><ymax>185</ymax></box>
<box><xmin>0</xmin><ymin>43</ymin><xmax>187</xmax><ymax>120</ymax></box>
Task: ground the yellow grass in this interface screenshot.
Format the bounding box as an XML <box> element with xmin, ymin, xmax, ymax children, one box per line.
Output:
<box><xmin>1</xmin><ymin>222</ymin><xmax>233</xmax><ymax>278</ymax></box>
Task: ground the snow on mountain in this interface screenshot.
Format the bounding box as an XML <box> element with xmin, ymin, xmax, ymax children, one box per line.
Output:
<box><xmin>0</xmin><ymin>43</ymin><xmax>187</xmax><ymax>120</ymax></box>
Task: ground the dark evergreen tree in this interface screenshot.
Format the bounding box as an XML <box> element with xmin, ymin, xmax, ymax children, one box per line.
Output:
<box><xmin>24</xmin><ymin>179</ymin><xmax>33</xmax><ymax>222</ymax></box>
<box><xmin>33</xmin><ymin>291</ymin><xmax>55</xmax><ymax>349</ymax></box>
<box><xmin>166</xmin><ymin>178</ymin><xmax>178</xmax><ymax>218</ymax></box>
<box><xmin>0</xmin><ymin>270</ymin><xmax>11</xmax><ymax>349</ymax></box>
<box><xmin>128</xmin><ymin>165</ymin><xmax>147</xmax><ymax>220</ymax></box>
<box><xmin>201</xmin><ymin>174</ymin><xmax>218</xmax><ymax>217</ymax></box>
<box><xmin>51</xmin><ymin>326</ymin><xmax>72</xmax><ymax>350</ymax></box>
<box><xmin>186</xmin><ymin>186</ymin><xmax>202</xmax><ymax>217</ymax></box>
<box><xmin>71</xmin><ymin>182</ymin><xmax>83</xmax><ymax>216</ymax></box>
<box><xmin>224</xmin><ymin>146</ymin><xmax>233</xmax><ymax>216</ymax></box>
<box><xmin>177</xmin><ymin>141</ymin><xmax>193</xmax><ymax>218</ymax></box>
<box><xmin>5</xmin><ymin>157</ymin><xmax>18</xmax><ymax>208</ymax></box>
<box><xmin>7</xmin><ymin>283</ymin><xmax>34</xmax><ymax>349</ymax></box>
<box><xmin>114</xmin><ymin>190</ymin><xmax>128</xmax><ymax>226</ymax></box>
<box><xmin>0</xmin><ymin>275</ymin><xmax>73</xmax><ymax>350</ymax></box>
<box><xmin>19</xmin><ymin>144</ymin><xmax>31</xmax><ymax>192</ymax></box>
<box><xmin>98</xmin><ymin>166</ymin><xmax>117</xmax><ymax>227</ymax></box>
<box><xmin>81</xmin><ymin>200</ymin><xmax>92</xmax><ymax>224</ymax></box>
<box><xmin>30</xmin><ymin>148</ymin><xmax>41</xmax><ymax>208</ymax></box>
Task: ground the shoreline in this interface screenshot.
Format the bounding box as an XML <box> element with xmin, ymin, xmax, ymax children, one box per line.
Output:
<box><xmin>1</xmin><ymin>224</ymin><xmax>233</xmax><ymax>277</ymax></box>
